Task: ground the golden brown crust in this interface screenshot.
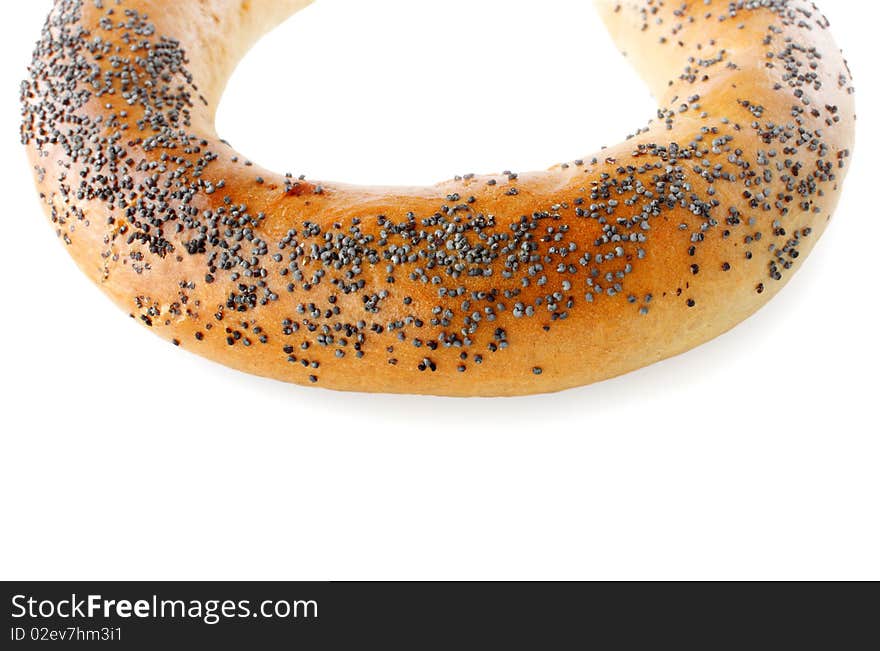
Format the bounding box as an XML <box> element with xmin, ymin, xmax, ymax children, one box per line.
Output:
<box><xmin>21</xmin><ymin>0</ymin><xmax>855</xmax><ymax>396</ymax></box>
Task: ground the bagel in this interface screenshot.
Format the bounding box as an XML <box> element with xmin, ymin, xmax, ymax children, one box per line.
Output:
<box><xmin>20</xmin><ymin>0</ymin><xmax>855</xmax><ymax>396</ymax></box>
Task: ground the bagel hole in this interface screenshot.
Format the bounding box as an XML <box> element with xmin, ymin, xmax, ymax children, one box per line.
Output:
<box><xmin>217</xmin><ymin>0</ymin><xmax>651</xmax><ymax>187</ymax></box>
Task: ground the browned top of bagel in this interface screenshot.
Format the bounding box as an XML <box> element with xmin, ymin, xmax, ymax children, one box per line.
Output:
<box><xmin>20</xmin><ymin>0</ymin><xmax>855</xmax><ymax>396</ymax></box>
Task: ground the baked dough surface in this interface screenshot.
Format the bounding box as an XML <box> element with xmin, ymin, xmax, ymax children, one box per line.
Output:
<box><xmin>20</xmin><ymin>0</ymin><xmax>855</xmax><ymax>395</ymax></box>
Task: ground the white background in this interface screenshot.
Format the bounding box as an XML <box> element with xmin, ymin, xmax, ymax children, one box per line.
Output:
<box><xmin>1</xmin><ymin>0</ymin><xmax>877</xmax><ymax>581</ymax></box>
